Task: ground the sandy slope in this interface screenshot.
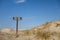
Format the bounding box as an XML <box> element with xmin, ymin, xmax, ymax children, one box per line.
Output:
<box><xmin>0</xmin><ymin>20</ymin><xmax>60</xmax><ymax>40</ymax></box>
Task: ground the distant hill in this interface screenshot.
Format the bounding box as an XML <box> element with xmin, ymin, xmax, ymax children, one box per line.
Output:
<box><xmin>0</xmin><ymin>20</ymin><xmax>60</xmax><ymax>40</ymax></box>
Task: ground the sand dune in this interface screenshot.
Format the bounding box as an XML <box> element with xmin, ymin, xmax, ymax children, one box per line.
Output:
<box><xmin>0</xmin><ymin>20</ymin><xmax>60</xmax><ymax>40</ymax></box>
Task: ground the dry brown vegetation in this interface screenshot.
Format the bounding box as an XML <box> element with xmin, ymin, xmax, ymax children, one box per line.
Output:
<box><xmin>0</xmin><ymin>20</ymin><xmax>60</xmax><ymax>40</ymax></box>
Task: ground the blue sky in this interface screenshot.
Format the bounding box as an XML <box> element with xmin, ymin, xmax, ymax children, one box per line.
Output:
<box><xmin>0</xmin><ymin>0</ymin><xmax>60</xmax><ymax>29</ymax></box>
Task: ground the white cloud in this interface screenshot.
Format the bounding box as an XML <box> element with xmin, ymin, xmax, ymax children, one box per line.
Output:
<box><xmin>16</xmin><ymin>0</ymin><xmax>26</xmax><ymax>3</ymax></box>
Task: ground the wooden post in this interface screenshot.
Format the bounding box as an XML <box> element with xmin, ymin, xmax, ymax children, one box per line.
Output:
<box><xmin>13</xmin><ymin>17</ymin><xmax>22</xmax><ymax>38</ymax></box>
